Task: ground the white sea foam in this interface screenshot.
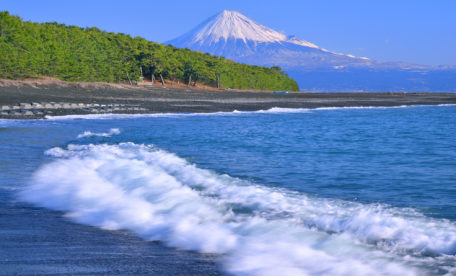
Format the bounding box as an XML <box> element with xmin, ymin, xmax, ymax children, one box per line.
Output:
<box><xmin>77</xmin><ymin>128</ymin><xmax>121</xmax><ymax>139</ymax></box>
<box><xmin>44</xmin><ymin>109</ymin><xmax>310</xmax><ymax>120</ymax></box>
<box><xmin>21</xmin><ymin>143</ymin><xmax>456</xmax><ymax>275</ymax></box>
<box><xmin>255</xmin><ymin>107</ymin><xmax>311</xmax><ymax>113</ymax></box>
<box><xmin>45</xmin><ymin>112</ymin><xmax>234</xmax><ymax>120</ymax></box>
<box><xmin>44</xmin><ymin>104</ymin><xmax>456</xmax><ymax>121</ymax></box>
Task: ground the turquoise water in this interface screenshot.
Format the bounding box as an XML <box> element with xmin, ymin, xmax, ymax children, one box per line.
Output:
<box><xmin>1</xmin><ymin>106</ymin><xmax>455</xmax><ymax>275</ymax></box>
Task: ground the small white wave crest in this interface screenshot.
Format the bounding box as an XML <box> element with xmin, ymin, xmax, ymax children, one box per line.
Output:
<box><xmin>43</xmin><ymin>104</ymin><xmax>456</xmax><ymax>120</ymax></box>
<box><xmin>44</xmin><ymin>109</ymin><xmax>310</xmax><ymax>120</ymax></box>
<box><xmin>76</xmin><ymin>128</ymin><xmax>121</xmax><ymax>139</ymax></box>
<box><xmin>20</xmin><ymin>143</ymin><xmax>456</xmax><ymax>275</ymax></box>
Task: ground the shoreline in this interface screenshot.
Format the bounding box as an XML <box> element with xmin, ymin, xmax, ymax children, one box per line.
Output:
<box><xmin>36</xmin><ymin>104</ymin><xmax>456</xmax><ymax>121</ymax></box>
<box><xmin>1</xmin><ymin>79</ymin><xmax>456</xmax><ymax>119</ymax></box>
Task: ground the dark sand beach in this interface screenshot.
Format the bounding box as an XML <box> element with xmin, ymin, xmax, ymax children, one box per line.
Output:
<box><xmin>1</xmin><ymin>79</ymin><xmax>456</xmax><ymax>119</ymax></box>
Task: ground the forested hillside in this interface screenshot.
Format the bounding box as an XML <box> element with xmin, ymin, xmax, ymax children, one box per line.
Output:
<box><xmin>0</xmin><ymin>12</ymin><xmax>298</xmax><ymax>91</ymax></box>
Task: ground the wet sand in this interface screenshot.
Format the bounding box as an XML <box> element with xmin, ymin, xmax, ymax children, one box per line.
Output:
<box><xmin>1</xmin><ymin>81</ymin><xmax>456</xmax><ymax>119</ymax></box>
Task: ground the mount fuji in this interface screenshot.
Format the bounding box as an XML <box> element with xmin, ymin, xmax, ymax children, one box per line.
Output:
<box><xmin>167</xmin><ymin>10</ymin><xmax>456</xmax><ymax>92</ymax></box>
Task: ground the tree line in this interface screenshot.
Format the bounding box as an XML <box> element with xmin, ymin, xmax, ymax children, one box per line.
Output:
<box><xmin>0</xmin><ymin>11</ymin><xmax>299</xmax><ymax>91</ymax></box>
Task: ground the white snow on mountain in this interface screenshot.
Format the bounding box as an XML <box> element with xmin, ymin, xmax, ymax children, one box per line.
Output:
<box><xmin>286</xmin><ymin>35</ymin><xmax>320</xmax><ymax>49</ymax></box>
<box><xmin>192</xmin><ymin>10</ymin><xmax>287</xmax><ymax>44</ymax></box>
<box><xmin>167</xmin><ymin>10</ymin><xmax>367</xmax><ymax>64</ymax></box>
<box><xmin>183</xmin><ymin>10</ymin><xmax>328</xmax><ymax>51</ymax></box>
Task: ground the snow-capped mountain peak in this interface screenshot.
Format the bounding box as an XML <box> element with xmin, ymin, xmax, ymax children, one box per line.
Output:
<box><xmin>168</xmin><ymin>10</ymin><xmax>324</xmax><ymax>51</ymax></box>
<box><xmin>167</xmin><ymin>10</ymin><xmax>366</xmax><ymax>63</ymax></box>
<box><xmin>192</xmin><ymin>10</ymin><xmax>287</xmax><ymax>44</ymax></box>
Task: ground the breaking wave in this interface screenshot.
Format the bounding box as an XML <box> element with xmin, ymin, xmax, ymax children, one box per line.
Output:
<box><xmin>21</xmin><ymin>143</ymin><xmax>456</xmax><ymax>275</ymax></box>
<box><xmin>77</xmin><ymin>128</ymin><xmax>121</xmax><ymax>138</ymax></box>
<box><xmin>44</xmin><ymin>109</ymin><xmax>311</xmax><ymax>120</ymax></box>
<box><xmin>42</xmin><ymin>105</ymin><xmax>456</xmax><ymax>121</ymax></box>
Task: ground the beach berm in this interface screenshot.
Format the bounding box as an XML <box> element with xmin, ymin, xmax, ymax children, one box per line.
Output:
<box><xmin>1</xmin><ymin>79</ymin><xmax>456</xmax><ymax>119</ymax></box>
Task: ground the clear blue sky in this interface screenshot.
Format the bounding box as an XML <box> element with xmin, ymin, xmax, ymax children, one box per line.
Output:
<box><xmin>2</xmin><ymin>0</ymin><xmax>455</xmax><ymax>66</ymax></box>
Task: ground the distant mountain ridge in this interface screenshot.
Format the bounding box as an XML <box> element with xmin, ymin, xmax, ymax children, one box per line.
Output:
<box><xmin>167</xmin><ymin>10</ymin><xmax>456</xmax><ymax>92</ymax></box>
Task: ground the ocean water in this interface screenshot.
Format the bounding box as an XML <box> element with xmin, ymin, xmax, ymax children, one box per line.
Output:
<box><xmin>1</xmin><ymin>105</ymin><xmax>455</xmax><ymax>275</ymax></box>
